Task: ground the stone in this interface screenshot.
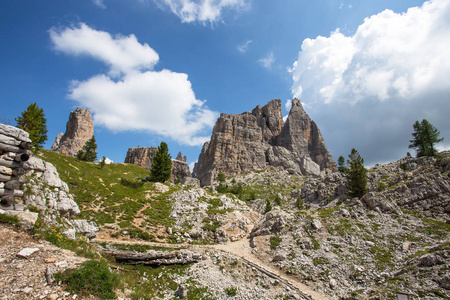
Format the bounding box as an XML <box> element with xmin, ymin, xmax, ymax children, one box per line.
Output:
<box><xmin>124</xmin><ymin>147</ymin><xmax>192</xmax><ymax>182</ymax></box>
<box><xmin>53</xmin><ymin>108</ymin><xmax>94</xmax><ymax>157</ymax></box>
<box><xmin>418</xmin><ymin>253</ymin><xmax>443</xmax><ymax>267</ymax></box>
<box><xmin>311</xmin><ymin>219</ymin><xmax>322</xmax><ymax>230</ymax></box>
<box><xmin>70</xmin><ymin>219</ymin><xmax>99</xmax><ymax>239</ymax></box>
<box><xmin>301</xmin><ymin>156</ymin><xmax>321</xmax><ymax>177</ymax></box>
<box><xmin>181</xmin><ymin>177</ymin><xmax>200</xmax><ymax>187</ymax></box>
<box><xmin>175</xmin><ymin>284</ymin><xmax>188</xmax><ymax>298</ymax></box>
<box><xmin>17</xmin><ymin>247</ymin><xmax>40</xmax><ymax>258</ymax></box>
<box><xmin>193</xmin><ymin>99</ymin><xmax>336</xmax><ymax>186</ymax></box>
<box><xmin>50</xmin><ymin>132</ymin><xmax>63</xmax><ymax>151</ymax></box>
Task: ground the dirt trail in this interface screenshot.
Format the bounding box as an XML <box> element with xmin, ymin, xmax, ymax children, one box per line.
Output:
<box><xmin>93</xmin><ymin>236</ymin><xmax>332</xmax><ymax>300</ymax></box>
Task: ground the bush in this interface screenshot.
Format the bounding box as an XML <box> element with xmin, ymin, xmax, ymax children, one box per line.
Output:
<box><xmin>224</xmin><ymin>286</ymin><xmax>237</xmax><ymax>296</ymax></box>
<box><xmin>265</xmin><ymin>199</ymin><xmax>272</xmax><ymax>214</ymax></box>
<box><xmin>120</xmin><ymin>178</ymin><xmax>144</xmax><ymax>189</ymax></box>
<box><xmin>217</xmin><ymin>172</ymin><xmax>226</xmax><ymax>183</ymax></box>
<box><xmin>270</xmin><ymin>236</ymin><xmax>281</xmax><ymax>250</ymax></box>
<box><xmin>55</xmin><ymin>260</ymin><xmax>119</xmax><ymax>299</ymax></box>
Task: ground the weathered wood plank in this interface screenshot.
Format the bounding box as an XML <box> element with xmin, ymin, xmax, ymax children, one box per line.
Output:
<box><xmin>0</xmin><ymin>189</ymin><xmax>24</xmax><ymax>197</ymax></box>
<box><xmin>0</xmin><ymin>124</ymin><xmax>31</xmax><ymax>142</ymax></box>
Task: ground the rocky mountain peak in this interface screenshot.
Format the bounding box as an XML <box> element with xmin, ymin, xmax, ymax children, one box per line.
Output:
<box><xmin>193</xmin><ymin>99</ymin><xmax>336</xmax><ymax>186</ymax></box>
<box><xmin>52</xmin><ymin>108</ymin><xmax>94</xmax><ymax>157</ymax></box>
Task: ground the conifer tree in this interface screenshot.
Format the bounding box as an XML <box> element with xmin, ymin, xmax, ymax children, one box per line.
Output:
<box><xmin>15</xmin><ymin>102</ymin><xmax>48</xmax><ymax>149</ymax></box>
<box><xmin>76</xmin><ymin>135</ymin><xmax>97</xmax><ymax>162</ymax></box>
<box><xmin>346</xmin><ymin>148</ymin><xmax>368</xmax><ymax>198</ymax></box>
<box><xmin>149</xmin><ymin>142</ymin><xmax>172</xmax><ymax>182</ymax></box>
<box><xmin>409</xmin><ymin>119</ymin><xmax>444</xmax><ymax>157</ymax></box>
<box><xmin>338</xmin><ymin>155</ymin><xmax>348</xmax><ymax>173</ymax></box>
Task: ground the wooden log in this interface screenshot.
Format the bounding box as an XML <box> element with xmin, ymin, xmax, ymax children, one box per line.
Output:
<box><xmin>0</xmin><ymin>189</ymin><xmax>24</xmax><ymax>197</ymax></box>
<box><xmin>0</xmin><ymin>142</ymin><xmax>20</xmax><ymax>153</ymax></box>
<box><xmin>0</xmin><ymin>166</ymin><xmax>13</xmax><ymax>176</ymax></box>
<box><xmin>14</xmin><ymin>153</ymin><xmax>30</xmax><ymax>163</ymax></box>
<box><xmin>0</xmin><ymin>158</ymin><xmax>24</xmax><ymax>169</ymax></box>
<box><xmin>12</xmin><ymin>168</ymin><xmax>26</xmax><ymax>177</ymax></box>
<box><xmin>104</xmin><ymin>250</ymin><xmax>203</xmax><ymax>266</ymax></box>
<box><xmin>19</xmin><ymin>141</ymin><xmax>34</xmax><ymax>149</ymax></box>
<box><xmin>0</xmin><ymin>174</ymin><xmax>25</xmax><ymax>183</ymax></box>
<box><xmin>0</xmin><ymin>124</ymin><xmax>31</xmax><ymax>142</ymax></box>
<box><xmin>1</xmin><ymin>194</ymin><xmax>15</xmax><ymax>204</ymax></box>
<box><xmin>5</xmin><ymin>180</ymin><xmax>21</xmax><ymax>190</ymax></box>
<box><xmin>0</xmin><ymin>134</ymin><xmax>21</xmax><ymax>147</ymax></box>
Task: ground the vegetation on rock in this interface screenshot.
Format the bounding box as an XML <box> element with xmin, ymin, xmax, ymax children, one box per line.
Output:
<box><xmin>346</xmin><ymin>148</ymin><xmax>368</xmax><ymax>198</ymax></box>
<box><xmin>76</xmin><ymin>135</ymin><xmax>98</xmax><ymax>162</ymax></box>
<box><xmin>409</xmin><ymin>119</ymin><xmax>444</xmax><ymax>157</ymax></box>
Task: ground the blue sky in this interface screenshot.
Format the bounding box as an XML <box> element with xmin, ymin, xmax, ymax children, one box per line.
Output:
<box><xmin>1</xmin><ymin>0</ymin><xmax>449</xmax><ymax>168</ymax></box>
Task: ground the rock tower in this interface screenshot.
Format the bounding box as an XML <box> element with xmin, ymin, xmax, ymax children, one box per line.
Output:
<box><xmin>52</xmin><ymin>108</ymin><xmax>94</xmax><ymax>157</ymax></box>
<box><xmin>193</xmin><ymin>99</ymin><xmax>335</xmax><ymax>186</ymax></box>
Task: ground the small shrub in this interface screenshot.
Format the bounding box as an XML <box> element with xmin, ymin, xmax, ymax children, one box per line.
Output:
<box><xmin>274</xmin><ymin>194</ymin><xmax>282</xmax><ymax>206</ymax></box>
<box><xmin>270</xmin><ymin>236</ymin><xmax>281</xmax><ymax>250</ymax></box>
<box><xmin>120</xmin><ymin>178</ymin><xmax>143</xmax><ymax>189</ymax></box>
<box><xmin>55</xmin><ymin>260</ymin><xmax>119</xmax><ymax>299</ymax></box>
<box><xmin>265</xmin><ymin>199</ymin><xmax>272</xmax><ymax>214</ymax></box>
<box><xmin>249</xmin><ymin>191</ymin><xmax>257</xmax><ymax>200</ymax></box>
<box><xmin>217</xmin><ymin>172</ymin><xmax>226</xmax><ymax>183</ymax></box>
<box><xmin>296</xmin><ymin>196</ymin><xmax>304</xmax><ymax>209</ymax></box>
<box><xmin>216</xmin><ymin>184</ymin><xmax>228</xmax><ymax>193</ymax></box>
<box><xmin>0</xmin><ymin>214</ymin><xmax>20</xmax><ymax>227</ymax></box>
<box><xmin>224</xmin><ymin>286</ymin><xmax>237</xmax><ymax>296</ymax></box>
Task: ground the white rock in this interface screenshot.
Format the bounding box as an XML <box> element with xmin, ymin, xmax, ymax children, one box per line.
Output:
<box><xmin>17</xmin><ymin>247</ymin><xmax>40</xmax><ymax>258</ymax></box>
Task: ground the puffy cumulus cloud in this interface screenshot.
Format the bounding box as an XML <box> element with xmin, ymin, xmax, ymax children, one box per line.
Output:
<box><xmin>50</xmin><ymin>23</ymin><xmax>159</xmax><ymax>76</ymax></box>
<box><xmin>51</xmin><ymin>24</ymin><xmax>217</xmax><ymax>146</ymax></box>
<box><xmin>155</xmin><ymin>0</ymin><xmax>248</xmax><ymax>24</ymax></box>
<box><xmin>290</xmin><ymin>0</ymin><xmax>450</xmax><ymax>165</ymax></box>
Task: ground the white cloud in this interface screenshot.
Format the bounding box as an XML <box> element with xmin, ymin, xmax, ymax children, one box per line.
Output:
<box><xmin>51</xmin><ymin>23</ymin><xmax>218</xmax><ymax>146</ymax></box>
<box><xmin>50</xmin><ymin>23</ymin><xmax>159</xmax><ymax>76</ymax></box>
<box><xmin>290</xmin><ymin>0</ymin><xmax>450</xmax><ymax>165</ymax></box>
<box><xmin>93</xmin><ymin>0</ymin><xmax>106</xmax><ymax>9</ymax></box>
<box><xmin>285</xmin><ymin>99</ymin><xmax>292</xmax><ymax>111</ymax></box>
<box><xmin>259</xmin><ymin>52</ymin><xmax>275</xmax><ymax>69</ymax></box>
<box><xmin>154</xmin><ymin>0</ymin><xmax>248</xmax><ymax>24</ymax></box>
<box><xmin>237</xmin><ymin>40</ymin><xmax>252</xmax><ymax>53</ymax></box>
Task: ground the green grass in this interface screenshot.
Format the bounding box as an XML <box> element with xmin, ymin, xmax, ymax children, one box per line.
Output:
<box><xmin>270</xmin><ymin>235</ymin><xmax>281</xmax><ymax>250</ymax></box>
<box><xmin>55</xmin><ymin>259</ymin><xmax>119</xmax><ymax>299</ymax></box>
<box><xmin>36</xmin><ymin>150</ymin><xmax>178</xmax><ymax>236</ymax></box>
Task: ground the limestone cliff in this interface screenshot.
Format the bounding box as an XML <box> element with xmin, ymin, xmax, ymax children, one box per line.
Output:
<box><xmin>52</xmin><ymin>108</ymin><xmax>94</xmax><ymax>157</ymax></box>
<box><xmin>193</xmin><ymin>99</ymin><xmax>335</xmax><ymax>186</ymax></box>
<box><xmin>124</xmin><ymin>147</ymin><xmax>192</xmax><ymax>182</ymax></box>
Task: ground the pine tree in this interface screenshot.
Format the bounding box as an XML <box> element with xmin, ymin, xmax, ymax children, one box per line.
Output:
<box><xmin>15</xmin><ymin>102</ymin><xmax>48</xmax><ymax>149</ymax></box>
<box><xmin>409</xmin><ymin>119</ymin><xmax>444</xmax><ymax>157</ymax></box>
<box><xmin>76</xmin><ymin>135</ymin><xmax>97</xmax><ymax>162</ymax></box>
<box><xmin>346</xmin><ymin>148</ymin><xmax>368</xmax><ymax>198</ymax></box>
<box><xmin>337</xmin><ymin>155</ymin><xmax>348</xmax><ymax>173</ymax></box>
<box><xmin>149</xmin><ymin>142</ymin><xmax>172</xmax><ymax>182</ymax></box>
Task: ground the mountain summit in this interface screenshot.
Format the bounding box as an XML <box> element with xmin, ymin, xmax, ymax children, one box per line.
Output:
<box><xmin>193</xmin><ymin>99</ymin><xmax>335</xmax><ymax>186</ymax></box>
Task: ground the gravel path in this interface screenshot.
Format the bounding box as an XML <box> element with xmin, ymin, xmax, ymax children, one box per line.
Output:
<box><xmin>93</xmin><ymin>236</ymin><xmax>332</xmax><ymax>300</ymax></box>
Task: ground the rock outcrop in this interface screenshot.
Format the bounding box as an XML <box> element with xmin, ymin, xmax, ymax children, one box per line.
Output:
<box><xmin>193</xmin><ymin>99</ymin><xmax>335</xmax><ymax>186</ymax></box>
<box><xmin>124</xmin><ymin>147</ymin><xmax>192</xmax><ymax>182</ymax></box>
<box><xmin>52</xmin><ymin>108</ymin><xmax>94</xmax><ymax>157</ymax></box>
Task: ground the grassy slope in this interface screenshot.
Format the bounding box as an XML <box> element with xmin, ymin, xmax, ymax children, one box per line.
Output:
<box><xmin>38</xmin><ymin>150</ymin><xmax>179</xmax><ymax>241</ymax></box>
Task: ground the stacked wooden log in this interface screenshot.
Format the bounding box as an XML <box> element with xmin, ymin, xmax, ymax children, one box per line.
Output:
<box><xmin>0</xmin><ymin>124</ymin><xmax>33</xmax><ymax>210</ymax></box>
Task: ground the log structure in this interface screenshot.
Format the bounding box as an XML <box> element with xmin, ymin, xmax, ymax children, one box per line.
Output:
<box><xmin>0</xmin><ymin>124</ymin><xmax>33</xmax><ymax>210</ymax></box>
<box><xmin>104</xmin><ymin>249</ymin><xmax>204</xmax><ymax>266</ymax></box>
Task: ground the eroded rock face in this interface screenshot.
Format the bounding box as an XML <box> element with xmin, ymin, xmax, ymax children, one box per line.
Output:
<box><xmin>124</xmin><ymin>147</ymin><xmax>192</xmax><ymax>182</ymax></box>
<box><xmin>52</xmin><ymin>108</ymin><xmax>94</xmax><ymax>157</ymax></box>
<box><xmin>193</xmin><ymin>99</ymin><xmax>336</xmax><ymax>186</ymax></box>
